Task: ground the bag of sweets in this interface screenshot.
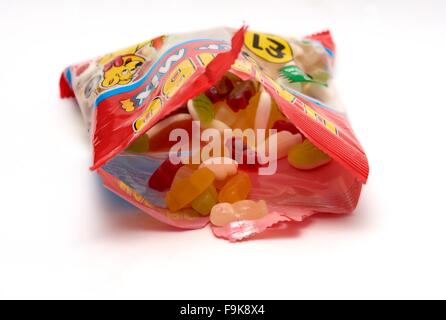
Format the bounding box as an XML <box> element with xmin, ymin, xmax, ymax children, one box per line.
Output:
<box><xmin>60</xmin><ymin>26</ymin><xmax>369</xmax><ymax>241</ymax></box>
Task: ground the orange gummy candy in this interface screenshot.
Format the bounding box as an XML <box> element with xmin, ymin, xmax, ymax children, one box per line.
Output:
<box><xmin>218</xmin><ymin>172</ymin><xmax>251</xmax><ymax>203</ymax></box>
<box><xmin>165</xmin><ymin>167</ymin><xmax>215</xmax><ymax>212</ymax></box>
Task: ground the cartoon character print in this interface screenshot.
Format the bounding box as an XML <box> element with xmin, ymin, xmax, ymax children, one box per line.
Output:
<box><xmin>99</xmin><ymin>36</ymin><xmax>166</xmax><ymax>89</ymax></box>
<box><xmin>101</xmin><ymin>54</ymin><xmax>145</xmax><ymax>87</ymax></box>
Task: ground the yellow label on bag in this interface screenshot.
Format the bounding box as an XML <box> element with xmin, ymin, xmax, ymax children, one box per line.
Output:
<box><xmin>133</xmin><ymin>97</ymin><xmax>162</xmax><ymax>132</ymax></box>
<box><xmin>197</xmin><ymin>53</ymin><xmax>215</xmax><ymax>67</ymax></box>
<box><xmin>162</xmin><ymin>58</ymin><xmax>196</xmax><ymax>99</ymax></box>
<box><xmin>244</xmin><ymin>31</ymin><xmax>293</xmax><ymax>64</ymax></box>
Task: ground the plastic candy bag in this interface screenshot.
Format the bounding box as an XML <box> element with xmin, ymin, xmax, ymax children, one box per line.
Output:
<box><xmin>60</xmin><ymin>26</ymin><xmax>369</xmax><ymax>241</ymax></box>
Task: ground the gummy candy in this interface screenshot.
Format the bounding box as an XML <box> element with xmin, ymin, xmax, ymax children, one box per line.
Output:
<box><xmin>274</xmin><ymin>132</ymin><xmax>302</xmax><ymax>159</ymax></box>
<box><xmin>226</xmin><ymin>80</ymin><xmax>256</xmax><ymax>112</ymax></box>
<box><xmin>254</xmin><ymin>90</ymin><xmax>271</xmax><ymax>130</ymax></box>
<box><xmin>207</xmin><ymin>119</ymin><xmax>231</xmax><ymax>132</ymax></box>
<box><xmin>227</xmin><ymin>137</ymin><xmax>261</xmax><ymax>170</ymax></box>
<box><xmin>206</xmin><ymin>86</ymin><xmax>223</xmax><ymax>103</ymax></box>
<box><xmin>225</xmin><ymin>72</ymin><xmax>243</xmax><ymax>84</ymax></box>
<box><xmin>232</xmin><ymin>199</ymin><xmax>267</xmax><ymax>221</ymax></box>
<box><xmin>191</xmin><ymin>185</ymin><xmax>218</xmax><ymax>216</ymax></box>
<box><xmin>172</xmin><ymin>165</ymin><xmax>194</xmax><ymax>182</ymax></box>
<box><xmin>227</xmin><ymin>136</ymin><xmax>246</xmax><ymax>162</ymax></box>
<box><xmin>198</xmin><ymin>157</ymin><xmax>238</xmax><ymax>181</ymax></box>
<box><xmin>205</xmin><ymin>76</ymin><xmax>234</xmax><ymax>103</ymax></box>
<box><xmin>234</xmin><ymin>91</ymin><xmax>260</xmax><ymax>131</ymax></box>
<box><xmin>288</xmin><ymin>139</ymin><xmax>331</xmax><ymax>170</ymax></box>
<box><xmin>200</xmin><ymin>141</ymin><xmax>231</xmax><ymax>163</ymax></box>
<box><xmin>165</xmin><ymin>167</ymin><xmax>215</xmax><ymax>212</ymax></box>
<box><xmin>266</xmin><ymin>99</ymin><xmax>286</xmax><ymax>129</ymax></box>
<box><xmin>187</xmin><ymin>94</ymin><xmax>214</xmax><ymax>125</ymax></box>
<box><xmin>148</xmin><ymin>159</ymin><xmax>183</xmax><ymax>192</ymax></box>
<box><xmin>126</xmin><ymin>133</ymin><xmax>150</xmax><ymax>153</ymax></box>
<box><xmin>214</xmin><ymin>93</ymin><xmax>261</xmax><ymax>130</ymax></box>
<box><xmin>214</xmin><ymin>101</ymin><xmax>238</xmax><ymax>127</ymax></box>
<box><xmin>186</xmin><ymin>162</ymin><xmax>201</xmax><ymax>170</ymax></box>
<box><xmin>271</xmin><ymin>119</ymin><xmax>300</xmax><ymax>135</ymax></box>
<box><xmin>257</xmin><ymin>131</ymin><xmax>302</xmax><ymax>162</ymax></box>
<box><xmin>214</xmin><ymin>176</ymin><xmax>230</xmax><ymax>190</ymax></box>
<box><xmin>209</xmin><ymin>203</ymin><xmax>234</xmax><ymax>226</ymax></box>
<box><xmin>218</xmin><ymin>171</ymin><xmax>251</xmax><ymax>203</ymax></box>
<box><xmin>210</xmin><ymin>200</ymin><xmax>268</xmax><ymax>226</ymax></box>
<box><xmin>147</xmin><ymin>113</ymin><xmax>192</xmax><ymax>151</ymax></box>
<box><xmin>229</xmin><ymin>110</ymin><xmax>250</xmax><ymax>130</ymax></box>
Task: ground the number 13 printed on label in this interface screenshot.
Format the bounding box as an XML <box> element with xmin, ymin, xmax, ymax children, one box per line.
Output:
<box><xmin>244</xmin><ymin>31</ymin><xmax>293</xmax><ymax>64</ymax></box>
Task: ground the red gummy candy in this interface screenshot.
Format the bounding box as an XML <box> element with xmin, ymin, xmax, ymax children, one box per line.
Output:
<box><xmin>238</xmin><ymin>149</ymin><xmax>264</xmax><ymax>171</ymax></box>
<box><xmin>205</xmin><ymin>76</ymin><xmax>234</xmax><ymax>103</ymax></box>
<box><xmin>205</xmin><ymin>86</ymin><xmax>220</xmax><ymax>103</ymax></box>
<box><xmin>226</xmin><ymin>80</ymin><xmax>256</xmax><ymax>112</ymax></box>
<box><xmin>272</xmin><ymin>120</ymin><xmax>301</xmax><ymax>135</ymax></box>
<box><xmin>148</xmin><ymin>159</ymin><xmax>183</xmax><ymax>192</ymax></box>
<box><xmin>226</xmin><ymin>137</ymin><xmax>262</xmax><ymax>171</ymax></box>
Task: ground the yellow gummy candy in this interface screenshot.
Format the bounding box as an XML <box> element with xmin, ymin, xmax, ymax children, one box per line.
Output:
<box><xmin>218</xmin><ymin>172</ymin><xmax>252</xmax><ymax>204</ymax></box>
<box><xmin>242</xmin><ymin>91</ymin><xmax>260</xmax><ymax>129</ymax></box>
<box><xmin>165</xmin><ymin>167</ymin><xmax>215</xmax><ymax>212</ymax></box>
<box><xmin>287</xmin><ymin>139</ymin><xmax>331</xmax><ymax>170</ymax></box>
<box><xmin>214</xmin><ymin>101</ymin><xmax>238</xmax><ymax>127</ymax></box>
<box><xmin>191</xmin><ymin>185</ymin><xmax>218</xmax><ymax>216</ymax></box>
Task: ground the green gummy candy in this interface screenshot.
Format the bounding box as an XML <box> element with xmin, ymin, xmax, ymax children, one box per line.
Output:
<box><xmin>192</xmin><ymin>94</ymin><xmax>214</xmax><ymax>125</ymax></box>
<box><xmin>191</xmin><ymin>185</ymin><xmax>218</xmax><ymax>216</ymax></box>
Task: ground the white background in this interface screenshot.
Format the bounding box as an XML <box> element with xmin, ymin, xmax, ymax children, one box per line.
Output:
<box><xmin>0</xmin><ymin>0</ymin><xmax>445</xmax><ymax>299</ymax></box>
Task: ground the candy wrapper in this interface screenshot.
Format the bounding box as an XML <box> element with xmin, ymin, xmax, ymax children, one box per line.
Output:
<box><xmin>60</xmin><ymin>26</ymin><xmax>369</xmax><ymax>241</ymax></box>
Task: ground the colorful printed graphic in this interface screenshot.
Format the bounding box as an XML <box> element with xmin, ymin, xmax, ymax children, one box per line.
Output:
<box><xmin>101</xmin><ymin>54</ymin><xmax>145</xmax><ymax>87</ymax></box>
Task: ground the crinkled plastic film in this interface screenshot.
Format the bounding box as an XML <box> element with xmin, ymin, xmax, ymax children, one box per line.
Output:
<box><xmin>60</xmin><ymin>26</ymin><xmax>368</xmax><ymax>241</ymax></box>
